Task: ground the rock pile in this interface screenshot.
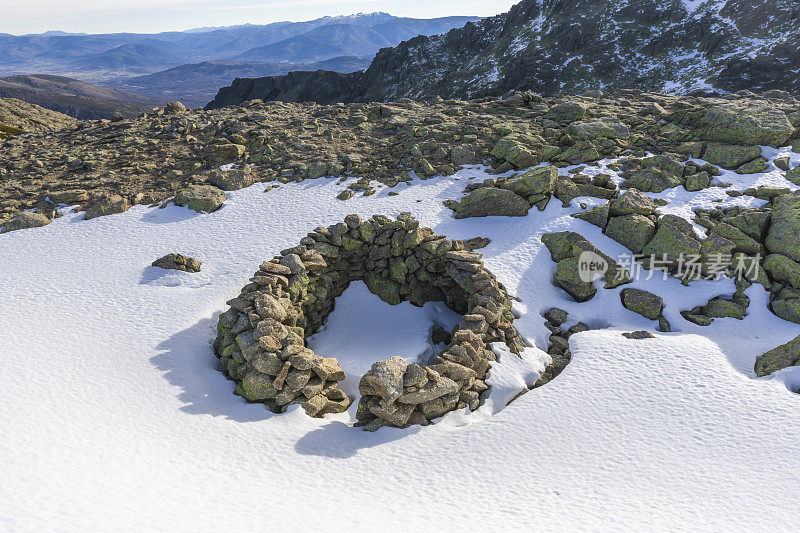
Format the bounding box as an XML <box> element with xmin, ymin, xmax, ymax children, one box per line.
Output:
<box><xmin>152</xmin><ymin>254</ymin><xmax>201</xmax><ymax>273</ymax></box>
<box><xmin>533</xmin><ymin>308</ymin><xmax>589</xmax><ymax>387</ymax></box>
<box><xmin>213</xmin><ymin>213</ymin><xmax>524</xmax><ymax>430</ymax></box>
<box><xmin>447</xmin><ymin>165</ymin><xmax>557</xmax><ymax>218</ymax></box>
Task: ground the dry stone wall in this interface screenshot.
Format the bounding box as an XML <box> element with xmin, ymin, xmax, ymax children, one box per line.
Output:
<box><xmin>213</xmin><ymin>213</ymin><xmax>524</xmax><ymax>430</ymax></box>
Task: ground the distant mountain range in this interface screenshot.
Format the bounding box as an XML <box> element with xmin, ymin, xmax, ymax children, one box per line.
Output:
<box><xmin>106</xmin><ymin>57</ymin><xmax>372</xmax><ymax>108</ymax></box>
<box><xmin>208</xmin><ymin>0</ymin><xmax>800</xmax><ymax>107</ymax></box>
<box><xmin>0</xmin><ymin>12</ymin><xmax>477</xmax><ymax>110</ymax></box>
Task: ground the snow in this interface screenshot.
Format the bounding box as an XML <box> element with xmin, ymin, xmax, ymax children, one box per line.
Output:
<box><xmin>1</xmin><ymin>164</ymin><xmax>799</xmax><ymax>530</ymax></box>
<box><xmin>682</xmin><ymin>0</ymin><xmax>709</xmax><ymax>13</ymax></box>
<box><xmin>306</xmin><ymin>281</ymin><xmax>463</xmax><ymax>397</ymax></box>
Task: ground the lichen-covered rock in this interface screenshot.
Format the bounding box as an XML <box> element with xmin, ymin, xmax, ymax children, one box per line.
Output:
<box><xmin>546</xmin><ymin>102</ymin><xmax>588</xmax><ymax>122</ymax></box>
<box><xmin>450</xmin><ymin>187</ymin><xmax>530</xmax><ymax>218</ymax></box>
<box><xmin>620</xmin><ymin>289</ymin><xmax>663</xmax><ymax>320</ymax></box>
<box><xmin>84</xmin><ymin>195</ymin><xmax>130</xmax><ymax>220</ymax></box>
<box><xmin>703</xmin><ymin>104</ymin><xmax>794</xmax><ymax>147</ymax></box>
<box><xmin>207</xmin><ymin>142</ymin><xmax>246</xmax><ymax>163</ymax></box>
<box><xmin>764</xmin><ymin>254</ymin><xmax>800</xmax><ymax>289</ymax></box>
<box><xmin>359</xmin><ymin>357</ymin><xmax>407</xmax><ymax>403</ymax></box>
<box><xmin>641</xmin><ymin>215</ymin><xmax>701</xmax><ymax>267</ymax></box>
<box><xmin>786</xmin><ymin>166</ymin><xmax>800</xmax><ymax>186</ymax></box>
<box><xmin>501</xmin><ymin>165</ymin><xmax>557</xmax><ymax>198</ymax></box>
<box><xmin>152</xmin><ymin>253</ymin><xmax>201</xmax><ymax>273</ymax></box>
<box><xmin>553</xmin><ymin>177</ymin><xmax>616</xmax><ymax>205</ymax></box>
<box><xmin>567</xmin><ymin>118</ymin><xmax>629</xmax><ymax>140</ymax></box>
<box><xmin>241</xmin><ymin>372</ymin><xmax>278</xmax><ymax>402</ymax></box>
<box><xmin>555</xmin><ymin>140</ymin><xmax>601</xmax><ymax>165</ymax></box>
<box><xmin>684</xmin><ymin>171</ymin><xmax>711</xmax><ymax>192</ymax></box>
<box><xmin>708</xmin><ymin>222</ymin><xmax>763</xmax><ymax>256</ymax></box>
<box><xmin>735</xmin><ymin>158</ymin><xmax>768</xmax><ymax>175</ymax></box>
<box><xmin>772</xmin><ymin>298</ymin><xmax>800</xmax><ymax>324</ymax></box>
<box><xmin>702</xmin><ymin>144</ymin><xmax>761</xmax><ymax>169</ymax></box>
<box><xmin>174</xmin><ymin>184</ymin><xmax>227</xmax><ymax>213</ymax></box>
<box><xmin>555</xmin><ymin>257</ymin><xmax>597</xmax><ymax>302</ymax></box>
<box><xmin>207</xmin><ymin>167</ymin><xmax>257</xmax><ymax>191</ymax></box>
<box><xmin>490</xmin><ymin>134</ymin><xmax>538</xmax><ymax>169</ymax></box>
<box><xmin>542</xmin><ymin>231</ymin><xmax>631</xmax><ymax>302</ymax></box>
<box><xmin>700</xmin><ymin>298</ymin><xmax>746</xmax><ymax>320</ymax></box>
<box><xmin>1</xmin><ymin>211</ymin><xmax>51</xmax><ymax>233</ymax></box>
<box><xmin>572</xmin><ymin>204</ymin><xmax>609</xmax><ymax>229</ymax></box>
<box><xmin>609</xmin><ymin>188</ymin><xmax>658</xmax><ymax>217</ymax></box>
<box><xmin>721</xmin><ymin>208</ymin><xmax>771</xmax><ymax>242</ymax></box>
<box><xmin>765</xmin><ymin>193</ymin><xmax>800</xmax><ymax>262</ymax></box>
<box><xmin>604</xmin><ymin>214</ymin><xmax>656</xmax><ymax>254</ymax></box>
<box><xmin>621</xmin><ymin>168</ymin><xmax>683</xmax><ymax>193</ymax></box>
<box><xmin>48</xmin><ymin>189</ymin><xmax>89</xmax><ymax>204</ymax></box>
<box><xmin>755</xmin><ymin>335</ymin><xmax>800</xmax><ymax>377</ymax></box>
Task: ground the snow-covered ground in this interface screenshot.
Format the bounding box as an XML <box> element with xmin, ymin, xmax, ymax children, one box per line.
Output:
<box><xmin>1</xmin><ymin>164</ymin><xmax>799</xmax><ymax>530</ymax></box>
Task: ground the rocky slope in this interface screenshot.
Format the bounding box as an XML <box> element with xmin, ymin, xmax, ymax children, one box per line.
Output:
<box><xmin>208</xmin><ymin>0</ymin><xmax>800</xmax><ymax>107</ymax></box>
<box><xmin>0</xmin><ymin>97</ymin><xmax>75</xmax><ymax>139</ymax></box>
<box><xmin>0</xmin><ymin>75</ymin><xmax>164</xmax><ymax>119</ymax></box>
<box><xmin>2</xmin><ymin>89</ymin><xmax>798</xmax><ymax>223</ymax></box>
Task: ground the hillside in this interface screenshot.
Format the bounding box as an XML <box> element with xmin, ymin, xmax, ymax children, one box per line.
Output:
<box><xmin>207</xmin><ymin>0</ymin><xmax>800</xmax><ymax>107</ymax></box>
<box><xmin>0</xmin><ymin>97</ymin><xmax>75</xmax><ymax>138</ymax></box>
<box><xmin>0</xmin><ymin>74</ymin><xmax>164</xmax><ymax>119</ymax></box>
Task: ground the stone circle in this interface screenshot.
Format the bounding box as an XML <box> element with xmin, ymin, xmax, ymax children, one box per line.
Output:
<box><xmin>213</xmin><ymin>213</ymin><xmax>524</xmax><ymax>431</ymax></box>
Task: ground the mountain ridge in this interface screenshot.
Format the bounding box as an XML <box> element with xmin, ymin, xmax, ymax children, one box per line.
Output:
<box><xmin>207</xmin><ymin>0</ymin><xmax>800</xmax><ymax>107</ymax></box>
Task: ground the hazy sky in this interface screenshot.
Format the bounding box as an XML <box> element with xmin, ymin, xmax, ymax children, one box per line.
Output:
<box><xmin>0</xmin><ymin>0</ymin><xmax>519</xmax><ymax>35</ymax></box>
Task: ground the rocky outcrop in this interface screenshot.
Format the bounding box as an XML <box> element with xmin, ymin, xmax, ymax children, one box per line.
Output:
<box><xmin>213</xmin><ymin>214</ymin><xmax>524</xmax><ymax>430</ymax></box>
<box><xmin>208</xmin><ymin>70</ymin><xmax>367</xmax><ymax>108</ymax></box>
<box><xmin>766</xmin><ymin>193</ymin><xmax>800</xmax><ymax>263</ymax></box>
<box><xmin>448</xmin><ymin>165</ymin><xmax>558</xmax><ymax>218</ymax></box>
<box><xmin>207</xmin><ymin>0</ymin><xmax>800</xmax><ymax>106</ymax></box>
<box><xmin>541</xmin><ymin>231</ymin><xmax>631</xmax><ymax>302</ymax></box>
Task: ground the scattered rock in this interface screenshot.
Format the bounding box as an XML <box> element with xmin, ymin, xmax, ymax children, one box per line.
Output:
<box><xmin>703</xmin><ymin>144</ymin><xmax>761</xmax><ymax>169</ymax></box>
<box><xmin>622</xmin><ymin>331</ymin><xmax>655</xmax><ymax>340</ymax></box>
<box><xmin>152</xmin><ymin>253</ymin><xmax>201</xmax><ymax>273</ymax></box>
<box><xmin>620</xmin><ymin>289</ymin><xmax>663</xmax><ymax>320</ymax></box>
<box><xmin>450</xmin><ymin>187</ymin><xmax>530</xmax><ymax>218</ymax></box>
<box><xmin>174</xmin><ymin>184</ymin><xmax>226</xmax><ymax>213</ymax></box>
<box><xmin>755</xmin><ymin>335</ymin><xmax>800</xmax><ymax>377</ymax></box>
<box><xmin>1</xmin><ymin>211</ymin><xmax>50</xmax><ymax>233</ymax></box>
<box><xmin>84</xmin><ymin>195</ymin><xmax>130</xmax><ymax>220</ymax></box>
<box><xmin>605</xmin><ymin>214</ymin><xmax>657</xmax><ymax>254</ymax></box>
<box><xmin>542</xmin><ymin>231</ymin><xmax>631</xmax><ymax>302</ymax></box>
